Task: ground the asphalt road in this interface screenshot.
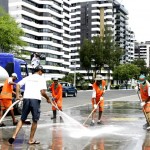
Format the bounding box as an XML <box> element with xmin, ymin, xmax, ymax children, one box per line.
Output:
<box><xmin>1</xmin><ymin>89</ymin><xmax>147</xmax><ymax>150</ymax></box>
<box><xmin>41</xmin><ymin>89</ymin><xmax>138</xmax><ymax>112</ymax></box>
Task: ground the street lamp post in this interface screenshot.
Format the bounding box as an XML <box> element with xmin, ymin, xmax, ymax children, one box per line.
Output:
<box><xmin>73</xmin><ymin>61</ymin><xmax>76</xmax><ymax>87</ymax></box>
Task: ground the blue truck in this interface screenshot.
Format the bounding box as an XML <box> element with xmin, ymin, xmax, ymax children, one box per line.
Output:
<box><xmin>0</xmin><ymin>53</ymin><xmax>28</xmax><ymax>83</ymax></box>
<box><xmin>0</xmin><ymin>53</ymin><xmax>29</xmax><ymax>114</ymax></box>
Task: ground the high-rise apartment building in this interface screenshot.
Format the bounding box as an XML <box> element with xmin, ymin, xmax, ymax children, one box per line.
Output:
<box><xmin>70</xmin><ymin>0</ymin><xmax>135</xmax><ymax>79</ymax></box>
<box><xmin>135</xmin><ymin>41</ymin><xmax>150</xmax><ymax>67</ymax></box>
<box><xmin>0</xmin><ymin>0</ymin><xmax>135</xmax><ymax>81</ymax></box>
<box><xmin>1</xmin><ymin>0</ymin><xmax>71</xmax><ymax>80</ymax></box>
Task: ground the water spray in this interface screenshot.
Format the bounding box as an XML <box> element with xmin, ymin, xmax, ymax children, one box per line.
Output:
<box><xmin>51</xmin><ymin>101</ymin><xmax>88</xmax><ymax>130</ymax></box>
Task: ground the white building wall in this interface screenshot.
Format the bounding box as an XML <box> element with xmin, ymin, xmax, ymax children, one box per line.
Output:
<box><xmin>135</xmin><ymin>42</ymin><xmax>150</xmax><ymax>68</ymax></box>
<box><xmin>8</xmin><ymin>0</ymin><xmax>71</xmax><ymax>80</ymax></box>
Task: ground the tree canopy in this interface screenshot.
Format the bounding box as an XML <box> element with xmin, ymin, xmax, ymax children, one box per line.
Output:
<box><xmin>79</xmin><ymin>39</ymin><xmax>93</xmax><ymax>75</ymax></box>
<box><xmin>61</xmin><ymin>73</ymin><xmax>84</xmax><ymax>86</ymax></box>
<box><xmin>131</xmin><ymin>58</ymin><xmax>149</xmax><ymax>76</ymax></box>
<box><xmin>0</xmin><ymin>7</ymin><xmax>27</xmax><ymax>55</ymax></box>
<box><xmin>79</xmin><ymin>25</ymin><xmax>124</xmax><ymax>82</ymax></box>
<box><xmin>113</xmin><ymin>63</ymin><xmax>140</xmax><ymax>81</ymax></box>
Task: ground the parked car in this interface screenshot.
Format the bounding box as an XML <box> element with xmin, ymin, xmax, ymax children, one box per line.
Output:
<box><xmin>59</xmin><ymin>82</ymin><xmax>77</xmax><ymax>97</ymax></box>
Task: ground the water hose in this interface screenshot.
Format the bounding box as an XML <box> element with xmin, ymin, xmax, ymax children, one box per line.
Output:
<box><xmin>0</xmin><ymin>99</ymin><xmax>21</xmax><ymax>123</ymax></box>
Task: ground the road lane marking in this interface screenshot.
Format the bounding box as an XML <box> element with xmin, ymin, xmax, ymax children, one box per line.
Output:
<box><xmin>110</xmin><ymin>118</ymin><xmax>139</xmax><ymax>121</ymax></box>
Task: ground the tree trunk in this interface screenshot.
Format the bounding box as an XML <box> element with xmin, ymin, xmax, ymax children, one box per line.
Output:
<box><xmin>93</xmin><ymin>69</ymin><xmax>96</xmax><ymax>80</ymax></box>
<box><xmin>107</xmin><ymin>67</ymin><xmax>111</xmax><ymax>90</ymax></box>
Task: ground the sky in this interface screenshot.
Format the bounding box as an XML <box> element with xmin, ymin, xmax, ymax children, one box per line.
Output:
<box><xmin>120</xmin><ymin>0</ymin><xmax>150</xmax><ymax>42</ymax></box>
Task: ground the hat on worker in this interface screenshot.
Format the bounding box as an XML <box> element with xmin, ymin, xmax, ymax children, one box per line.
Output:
<box><xmin>139</xmin><ymin>74</ymin><xmax>146</xmax><ymax>84</ymax></box>
<box><xmin>12</xmin><ymin>73</ymin><xmax>18</xmax><ymax>79</ymax></box>
<box><xmin>34</xmin><ymin>65</ymin><xmax>45</xmax><ymax>73</ymax></box>
<box><xmin>53</xmin><ymin>77</ymin><xmax>58</xmax><ymax>81</ymax></box>
<box><xmin>95</xmin><ymin>75</ymin><xmax>103</xmax><ymax>81</ymax></box>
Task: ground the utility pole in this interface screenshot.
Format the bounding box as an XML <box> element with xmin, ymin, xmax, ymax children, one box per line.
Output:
<box><xmin>73</xmin><ymin>61</ymin><xmax>76</xmax><ymax>87</ymax></box>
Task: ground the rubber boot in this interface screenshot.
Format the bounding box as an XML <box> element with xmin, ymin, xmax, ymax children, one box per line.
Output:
<box><xmin>60</xmin><ymin>116</ymin><xmax>64</xmax><ymax>123</ymax></box>
<box><xmin>143</xmin><ymin>122</ymin><xmax>149</xmax><ymax>129</ymax></box>
<box><xmin>98</xmin><ymin>111</ymin><xmax>102</xmax><ymax>120</ymax></box>
<box><xmin>97</xmin><ymin>111</ymin><xmax>103</xmax><ymax>125</ymax></box>
<box><xmin>51</xmin><ymin>110</ymin><xmax>57</xmax><ymax>119</ymax></box>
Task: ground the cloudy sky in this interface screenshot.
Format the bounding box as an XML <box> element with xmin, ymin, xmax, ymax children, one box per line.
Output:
<box><xmin>120</xmin><ymin>0</ymin><xmax>150</xmax><ymax>42</ymax></box>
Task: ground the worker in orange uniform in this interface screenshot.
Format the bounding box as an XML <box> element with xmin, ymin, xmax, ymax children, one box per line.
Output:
<box><xmin>50</xmin><ymin>78</ymin><xmax>63</xmax><ymax>121</ymax></box>
<box><xmin>90</xmin><ymin>74</ymin><xmax>106</xmax><ymax>126</ymax></box>
<box><xmin>0</xmin><ymin>73</ymin><xmax>18</xmax><ymax>127</ymax></box>
<box><xmin>136</xmin><ymin>74</ymin><xmax>150</xmax><ymax>130</ymax></box>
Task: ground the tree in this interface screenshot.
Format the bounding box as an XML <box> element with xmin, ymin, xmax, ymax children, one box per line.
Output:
<box><xmin>102</xmin><ymin>26</ymin><xmax>124</xmax><ymax>89</ymax></box>
<box><xmin>0</xmin><ymin>7</ymin><xmax>27</xmax><ymax>55</ymax></box>
<box><xmin>79</xmin><ymin>39</ymin><xmax>93</xmax><ymax>80</ymax></box>
<box><xmin>113</xmin><ymin>63</ymin><xmax>140</xmax><ymax>88</ymax></box>
<box><xmin>79</xmin><ymin>26</ymin><xmax>123</xmax><ymax>87</ymax></box>
<box><xmin>61</xmin><ymin>73</ymin><xmax>84</xmax><ymax>86</ymax></box>
<box><xmin>131</xmin><ymin>58</ymin><xmax>149</xmax><ymax>76</ymax></box>
<box><xmin>91</xmin><ymin>36</ymin><xmax>105</xmax><ymax>77</ymax></box>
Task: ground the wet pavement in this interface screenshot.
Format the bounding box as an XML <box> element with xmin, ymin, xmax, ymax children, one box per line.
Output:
<box><xmin>0</xmin><ymin>90</ymin><xmax>150</xmax><ymax>150</ymax></box>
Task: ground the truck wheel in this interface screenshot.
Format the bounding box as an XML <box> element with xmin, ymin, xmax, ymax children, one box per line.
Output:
<box><xmin>64</xmin><ymin>92</ymin><xmax>68</xmax><ymax>97</ymax></box>
<box><xmin>73</xmin><ymin>92</ymin><xmax>77</xmax><ymax>97</ymax></box>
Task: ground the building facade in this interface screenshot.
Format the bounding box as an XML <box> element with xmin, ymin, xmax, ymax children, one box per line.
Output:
<box><xmin>0</xmin><ymin>0</ymin><xmax>135</xmax><ymax>81</ymax></box>
<box><xmin>134</xmin><ymin>41</ymin><xmax>150</xmax><ymax>67</ymax></box>
<box><xmin>1</xmin><ymin>0</ymin><xmax>71</xmax><ymax>80</ymax></box>
<box><xmin>70</xmin><ymin>0</ymin><xmax>135</xmax><ymax>80</ymax></box>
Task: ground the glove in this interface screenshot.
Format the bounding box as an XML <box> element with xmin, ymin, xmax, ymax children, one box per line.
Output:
<box><xmin>135</xmin><ymin>86</ymin><xmax>139</xmax><ymax>92</ymax></box>
<box><xmin>103</xmin><ymin>90</ymin><xmax>106</xmax><ymax>94</ymax></box>
<box><xmin>51</xmin><ymin>97</ymin><xmax>56</xmax><ymax>101</ymax></box>
<box><xmin>140</xmin><ymin>102</ymin><xmax>145</xmax><ymax>107</ymax></box>
<box><xmin>94</xmin><ymin>104</ymin><xmax>97</xmax><ymax>109</ymax></box>
<box><xmin>100</xmin><ymin>97</ymin><xmax>104</xmax><ymax>101</ymax></box>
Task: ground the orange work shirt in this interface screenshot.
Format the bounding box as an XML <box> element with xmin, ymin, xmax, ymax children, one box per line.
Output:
<box><xmin>1</xmin><ymin>78</ymin><xmax>13</xmax><ymax>100</ymax></box>
<box><xmin>92</xmin><ymin>80</ymin><xmax>106</xmax><ymax>101</ymax></box>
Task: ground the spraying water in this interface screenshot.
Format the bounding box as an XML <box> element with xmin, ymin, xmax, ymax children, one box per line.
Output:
<box><xmin>69</xmin><ymin>125</ymin><xmax>124</xmax><ymax>138</ymax></box>
<box><xmin>52</xmin><ymin>101</ymin><xmax>88</xmax><ymax>131</ymax></box>
<box><xmin>58</xmin><ymin>110</ymin><xmax>88</xmax><ymax>130</ymax></box>
<box><xmin>57</xmin><ymin>110</ymin><xmax>124</xmax><ymax>139</ymax></box>
<box><xmin>52</xmin><ymin>103</ymin><xmax>125</xmax><ymax>139</ymax></box>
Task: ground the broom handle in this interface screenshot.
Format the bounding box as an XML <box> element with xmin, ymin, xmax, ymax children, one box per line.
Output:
<box><xmin>83</xmin><ymin>98</ymin><xmax>102</xmax><ymax>125</ymax></box>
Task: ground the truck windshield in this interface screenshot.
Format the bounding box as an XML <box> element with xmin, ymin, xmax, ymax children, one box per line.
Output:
<box><xmin>21</xmin><ymin>64</ymin><xmax>28</xmax><ymax>78</ymax></box>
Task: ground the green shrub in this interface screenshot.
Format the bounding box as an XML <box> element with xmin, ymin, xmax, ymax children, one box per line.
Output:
<box><xmin>81</xmin><ymin>82</ymin><xmax>89</xmax><ymax>90</ymax></box>
<box><xmin>115</xmin><ymin>85</ymin><xmax>120</xmax><ymax>89</ymax></box>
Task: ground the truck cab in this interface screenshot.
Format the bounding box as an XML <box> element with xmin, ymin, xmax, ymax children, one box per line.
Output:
<box><xmin>0</xmin><ymin>53</ymin><xmax>29</xmax><ymax>114</ymax></box>
<box><xmin>0</xmin><ymin>53</ymin><xmax>28</xmax><ymax>84</ymax></box>
<box><xmin>0</xmin><ymin>53</ymin><xmax>29</xmax><ymax>94</ymax></box>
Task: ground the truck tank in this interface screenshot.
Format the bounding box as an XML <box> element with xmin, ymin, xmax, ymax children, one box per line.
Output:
<box><xmin>0</xmin><ymin>66</ymin><xmax>9</xmax><ymax>86</ymax></box>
